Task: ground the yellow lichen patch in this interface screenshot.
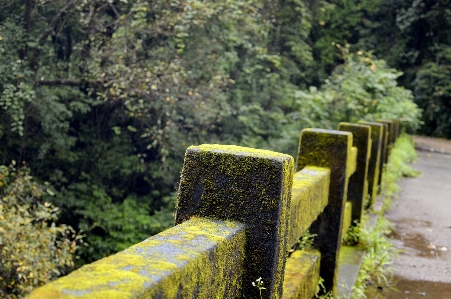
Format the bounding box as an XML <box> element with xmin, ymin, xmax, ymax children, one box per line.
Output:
<box><xmin>288</xmin><ymin>166</ymin><xmax>330</xmax><ymax>249</ymax></box>
<box><xmin>358</xmin><ymin>121</ymin><xmax>383</xmax><ymax>205</ymax></box>
<box><xmin>377</xmin><ymin>119</ymin><xmax>395</xmax><ymax>145</ymax></box>
<box><xmin>282</xmin><ymin>249</ymin><xmax>321</xmax><ymax>299</ymax></box>
<box><xmin>194</xmin><ymin>144</ymin><xmax>290</xmax><ymax>160</ymax></box>
<box><xmin>341</xmin><ymin>201</ymin><xmax>352</xmax><ymax>241</ymax></box>
<box><xmin>27</xmin><ymin>218</ymin><xmax>246</xmax><ymax>299</ymax></box>
<box><xmin>347</xmin><ymin>146</ymin><xmax>358</xmax><ymax>178</ymax></box>
<box><xmin>27</xmin><ymin>254</ymin><xmax>152</xmax><ymax>299</ymax></box>
<box><xmin>275</xmin><ymin>156</ymin><xmax>295</xmax><ymax>298</ymax></box>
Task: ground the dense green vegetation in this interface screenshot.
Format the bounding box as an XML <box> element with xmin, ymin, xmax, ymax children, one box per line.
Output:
<box><xmin>309</xmin><ymin>0</ymin><xmax>451</xmax><ymax>137</ymax></box>
<box><xmin>0</xmin><ymin>163</ymin><xmax>83</xmax><ymax>298</ymax></box>
<box><xmin>0</xmin><ymin>0</ymin><xmax>448</xmax><ymax>295</ymax></box>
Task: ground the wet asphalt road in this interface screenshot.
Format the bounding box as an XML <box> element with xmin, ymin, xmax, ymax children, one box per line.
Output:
<box><xmin>378</xmin><ymin>136</ymin><xmax>451</xmax><ymax>298</ymax></box>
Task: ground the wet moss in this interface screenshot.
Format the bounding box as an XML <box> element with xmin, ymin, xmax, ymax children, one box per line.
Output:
<box><xmin>377</xmin><ymin>119</ymin><xmax>395</xmax><ymax>146</ymax></box>
<box><xmin>358</xmin><ymin>121</ymin><xmax>384</xmax><ymax>208</ymax></box>
<box><xmin>175</xmin><ymin>144</ymin><xmax>294</xmax><ymax>298</ymax></box>
<box><xmin>348</xmin><ymin>147</ymin><xmax>358</xmax><ymax>178</ymax></box>
<box><xmin>341</xmin><ymin>201</ymin><xmax>352</xmax><ymax>241</ymax></box>
<box><xmin>282</xmin><ymin>249</ymin><xmax>321</xmax><ymax>299</ymax></box>
<box><xmin>392</xmin><ymin>119</ymin><xmax>400</xmax><ymax>140</ymax></box>
<box><xmin>378</xmin><ymin>123</ymin><xmax>389</xmax><ymax>192</ymax></box>
<box><xmin>338</xmin><ymin>123</ymin><xmax>371</xmax><ymax>226</ymax></box>
<box><xmin>296</xmin><ymin>128</ymin><xmax>352</xmax><ymax>296</ymax></box>
<box><xmin>288</xmin><ymin>166</ymin><xmax>330</xmax><ymax>249</ymax></box>
<box><xmin>26</xmin><ymin>217</ymin><xmax>246</xmax><ymax>299</ymax></box>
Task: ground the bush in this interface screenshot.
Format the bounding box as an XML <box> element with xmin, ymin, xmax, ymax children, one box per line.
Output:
<box><xmin>289</xmin><ymin>47</ymin><xmax>422</xmax><ymax>131</ymax></box>
<box><xmin>0</xmin><ymin>163</ymin><xmax>83</xmax><ymax>298</ymax></box>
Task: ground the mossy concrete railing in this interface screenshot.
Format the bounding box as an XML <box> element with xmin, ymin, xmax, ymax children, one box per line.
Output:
<box><xmin>26</xmin><ymin>120</ymin><xmax>400</xmax><ymax>299</ymax></box>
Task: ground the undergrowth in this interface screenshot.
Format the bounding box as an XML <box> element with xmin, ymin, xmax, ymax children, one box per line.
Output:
<box><xmin>350</xmin><ymin>216</ymin><xmax>398</xmax><ymax>299</ymax></box>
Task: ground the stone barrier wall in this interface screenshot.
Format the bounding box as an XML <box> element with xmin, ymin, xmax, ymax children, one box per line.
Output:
<box><xmin>26</xmin><ymin>120</ymin><xmax>400</xmax><ymax>299</ymax></box>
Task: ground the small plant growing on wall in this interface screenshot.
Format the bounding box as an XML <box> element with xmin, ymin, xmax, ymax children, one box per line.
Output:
<box><xmin>252</xmin><ymin>277</ymin><xmax>266</xmax><ymax>299</ymax></box>
<box><xmin>299</xmin><ymin>230</ymin><xmax>317</xmax><ymax>250</ymax></box>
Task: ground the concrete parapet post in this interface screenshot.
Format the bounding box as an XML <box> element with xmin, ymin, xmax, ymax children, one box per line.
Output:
<box><xmin>338</xmin><ymin>123</ymin><xmax>371</xmax><ymax>226</ymax></box>
<box><xmin>379</xmin><ymin>123</ymin><xmax>389</xmax><ymax>166</ymax></box>
<box><xmin>175</xmin><ymin>144</ymin><xmax>294</xmax><ymax>298</ymax></box>
<box><xmin>392</xmin><ymin>119</ymin><xmax>400</xmax><ymax>140</ymax></box>
<box><xmin>296</xmin><ymin>129</ymin><xmax>352</xmax><ymax>295</ymax></box>
<box><xmin>378</xmin><ymin>123</ymin><xmax>389</xmax><ymax>191</ymax></box>
<box><xmin>358</xmin><ymin>121</ymin><xmax>384</xmax><ymax>207</ymax></box>
<box><xmin>377</xmin><ymin>119</ymin><xmax>395</xmax><ymax>147</ymax></box>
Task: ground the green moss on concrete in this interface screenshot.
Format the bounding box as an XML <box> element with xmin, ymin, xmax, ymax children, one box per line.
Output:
<box><xmin>341</xmin><ymin>202</ymin><xmax>352</xmax><ymax>241</ymax></box>
<box><xmin>175</xmin><ymin>144</ymin><xmax>294</xmax><ymax>298</ymax></box>
<box><xmin>282</xmin><ymin>249</ymin><xmax>321</xmax><ymax>299</ymax></box>
<box><xmin>392</xmin><ymin>119</ymin><xmax>400</xmax><ymax>140</ymax></box>
<box><xmin>296</xmin><ymin>128</ymin><xmax>352</xmax><ymax>296</ymax></box>
<box><xmin>377</xmin><ymin>123</ymin><xmax>389</xmax><ymax>193</ymax></box>
<box><xmin>27</xmin><ymin>217</ymin><xmax>246</xmax><ymax>299</ymax></box>
<box><xmin>347</xmin><ymin>147</ymin><xmax>358</xmax><ymax>178</ymax></box>
<box><xmin>288</xmin><ymin>166</ymin><xmax>330</xmax><ymax>249</ymax></box>
<box><xmin>338</xmin><ymin>123</ymin><xmax>371</xmax><ymax>226</ymax></box>
<box><xmin>358</xmin><ymin>121</ymin><xmax>383</xmax><ymax>208</ymax></box>
<box><xmin>337</xmin><ymin>245</ymin><xmax>366</xmax><ymax>299</ymax></box>
<box><xmin>377</xmin><ymin>119</ymin><xmax>395</xmax><ymax>146</ymax></box>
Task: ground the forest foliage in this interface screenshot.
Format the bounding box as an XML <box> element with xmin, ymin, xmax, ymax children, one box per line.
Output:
<box><xmin>0</xmin><ymin>0</ymin><xmax>447</xmax><ymax>296</ymax></box>
<box><xmin>0</xmin><ymin>163</ymin><xmax>83</xmax><ymax>298</ymax></box>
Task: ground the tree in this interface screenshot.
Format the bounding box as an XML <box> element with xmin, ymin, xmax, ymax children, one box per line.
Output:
<box><xmin>414</xmin><ymin>45</ymin><xmax>451</xmax><ymax>138</ymax></box>
<box><xmin>0</xmin><ymin>0</ymin><xmax>424</xmax><ymax>267</ymax></box>
<box><xmin>279</xmin><ymin>48</ymin><xmax>421</xmax><ymax>157</ymax></box>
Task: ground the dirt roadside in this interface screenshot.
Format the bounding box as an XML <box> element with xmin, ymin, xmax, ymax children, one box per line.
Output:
<box><xmin>372</xmin><ymin>136</ymin><xmax>451</xmax><ymax>298</ymax></box>
<box><xmin>413</xmin><ymin>135</ymin><xmax>451</xmax><ymax>154</ymax></box>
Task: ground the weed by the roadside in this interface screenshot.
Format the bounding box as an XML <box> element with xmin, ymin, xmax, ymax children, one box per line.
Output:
<box><xmin>351</xmin><ymin>215</ymin><xmax>398</xmax><ymax>299</ymax></box>
<box><xmin>252</xmin><ymin>277</ymin><xmax>266</xmax><ymax>299</ymax></box>
<box><xmin>382</xmin><ymin>134</ymin><xmax>421</xmax><ymax>200</ymax></box>
<box><xmin>298</xmin><ymin>230</ymin><xmax>317</xmax><ymax>250</ymax></box>
<box><xmin>343</xmin><ymin>220</ymin><xmax>360</xmax><ymax>246</ymax></box>
<box><xmin>315</xmin><ymin>277</ymin><xmax>334</xmax><ymax>299</ymax></box>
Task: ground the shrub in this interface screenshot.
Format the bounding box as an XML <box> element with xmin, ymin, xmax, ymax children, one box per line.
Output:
<box><xmin>0</xmin><ymin>163</ymin><xmax>83</xmax><ymax>298</ymax></box>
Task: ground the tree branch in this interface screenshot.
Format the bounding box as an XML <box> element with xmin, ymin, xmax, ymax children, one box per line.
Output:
<box><xmin>30</xmin><ymin>0</ymin><xmax>76</xmax><ymax>69</ymax></box>
<box><xmin>36</xmin><ymin>78</ymin><xmax>101</xmax><ymax>86</ymax></box>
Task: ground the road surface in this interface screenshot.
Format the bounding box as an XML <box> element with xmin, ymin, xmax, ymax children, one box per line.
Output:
<box><xmin>374</xmin><ymin>136</ymin><xmax>451</xmax><ymax>298</ymax></box>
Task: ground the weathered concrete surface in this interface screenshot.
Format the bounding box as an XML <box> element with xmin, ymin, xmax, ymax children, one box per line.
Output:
<box><xmin>288</xmin><ymin>166</ymin><xmax>330</xmax><ymax>249</ymax></box>
<box><xmin>176</xmin><ymin>144</ymin><xmax>294</xmax><ymax>298</ymax></box>
<box><xmin>337</xmin><ymin>246</ymin><xmax>365</xmax><ymax>299</ymax></box>
<box><xmin>27</xmin><ymin>218</ymin><xmax>246</xmax><ymax>299</ymax></box>
<box><xmin>358</xmin><ymin>121</ymin><xmax>383</xmax><ymax>207</ymax></box>
<box><xmin>296</xmin><ymin>129</ymin><xmax>353</xmax><ymax>295</ymax></box>
<box><xmin>282</xmin><ymin>249</ymin><xmax>321</xmax><ymax>299</ymax></box>
<box><xmin>385</xmin><ymin>136</ymin><xmax>451</xmax><ymax>289</ymax></box>
<box><xmin>338</xmin><ymin>123</ymin><xmax>371</xmax><ymax>226</ymax></box>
